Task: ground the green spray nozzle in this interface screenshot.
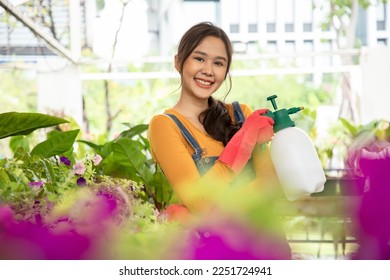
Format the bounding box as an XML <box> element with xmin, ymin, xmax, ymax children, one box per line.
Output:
<box><xmin>264</xmin><ymin>95</ymin><xmax>304</xmax><ymax>133</ymax></box>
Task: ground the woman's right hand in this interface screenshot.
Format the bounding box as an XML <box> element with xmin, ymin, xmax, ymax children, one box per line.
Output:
<box><xmin>218</xmin><ymin>109</ymin><xmax>274</xmax><ymax>173</ymax></box>
<box><xmin>244</xmin><ymin>109</ymin><xmax>275</xmax><ymax>144</ymax></box>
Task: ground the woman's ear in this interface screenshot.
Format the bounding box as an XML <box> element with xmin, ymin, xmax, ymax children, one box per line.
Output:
<box><xmin>174</xmin><ymin>55</ymin><xmax>181</xmax><ymax>73</ymax></box>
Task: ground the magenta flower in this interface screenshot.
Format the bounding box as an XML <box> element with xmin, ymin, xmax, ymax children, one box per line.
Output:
<box><xmin>72</xmin><ymin>162</ymin><xmax>86</xmax><ymax>175</ymax></box>
<box><xmin>28</xmin><ymin>181</ymin><xmax>44</xmax><ymax>188</ymax></box>
<box><xmin>0</xmin><ymin>206</ymin><xmax>94</xmax><ymax>260</ymax></box>
<box><xmin>180</xmin><ymin>219</ymin><xmax>292</xmax><ymax>260</ymax></box>
<box><xmin>352</xmin><ymin>150</ymin><xmax>390</xmax><ymax>260</ymax></box>
<box><xmin>60</xmin><ymin>156</ymin><xmax>71</xmax><ymax>166</ymax></box>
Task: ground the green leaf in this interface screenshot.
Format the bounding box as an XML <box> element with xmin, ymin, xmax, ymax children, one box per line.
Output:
<box><xmin>0</xmin><ymin>112</ymin><xmax>68</xmax><ymax>139</ymax></box>
<box><xmin>100</xmin><ymin>154</ymin><xmax>137</xmax><ymax>179</ymax></box>
<box><xmin>41</xmin><ymin>158</ymin><xmax>56</xmax><ymax>183</ymax></box>
<box><xmin>152</xmin><ymin>171</ymin><xmax>173</xmax><ymax>205</ymax></box>
<box><xmin>339</xmin><ymin>118</ymin><xmax>359</xmax><ymax>136</ymax></box>
<box><xmin>77</xmin><ymin>139</ymin><xmax>104</xmax><ymax>152</ymax></box>
<box><xmin>119</xmin><ymin>124</ymin><xmax>149</xmax><ymax>139</ymax></box>
<box><xmin>112</xmin><ymin>138</ymin><xmax>146</xmax><ymax>172</ymax></box>
<box><xmin>9</xmin><ymin>135</ymin><xmax>30</xmax><ymax>153</ymax></box>
<box><xmin>0</xmin><ymin>169</ymin><xmax>11</xmax><ymax>187</ymax></box>
<box><xmin>112</xmin><ymin>138</ymin><xmax>155</xmax><ymax>198</ymax></box>
<box><xmin>13</xmin><ymin>147</ymin><xmax>29</xmax><ymax>161</ymax></box>
<box><xmin>31</xmin><ymin>129</ymin><xmax>80</xmax><ymax>158</ymax></box>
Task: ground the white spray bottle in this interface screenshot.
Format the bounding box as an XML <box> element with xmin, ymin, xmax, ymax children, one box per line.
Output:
<box><xmin>264</xmin><ymin>95</ymin><xmax>326</xmax><ymax>201</ymax></box>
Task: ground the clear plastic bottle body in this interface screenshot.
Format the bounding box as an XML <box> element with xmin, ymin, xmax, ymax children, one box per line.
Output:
<box><xmin>270</xmin><ymin>126</ymin><xmax>326</xmax><ymax>201</ymax></box>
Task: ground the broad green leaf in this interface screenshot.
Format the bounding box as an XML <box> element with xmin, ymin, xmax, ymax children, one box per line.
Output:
<box><xmin>9</xmin><ymin>135</ymin><xmax>30</xmax><ymax>153</ymax></box>
<box><xmin>0</xmin><ymin>112</ymin><xmax>68</xmax><ymax>139</ymax></box>
<box><xmin>112</xmin><ymin>138</ymin><xmax>146</xmax><ymax>172</ymax></box>
<box><xmin>112</xmin><ymin>138</ymin><xmax>153</xmax><ymax>197</ymax></box>
<box><xmin>31</xmin><ymin>129</ymin><xmax>79</xmax><ymax>158</ymax></box>
<box><xmin>119</xmin><ymin>124</ymin><xmax>149</xmax><ymax>139</ymax></box>
<box><xmin>101</xmin><ymin>154</ymin><xmax>137</xmax><ymax>179</ymax></box>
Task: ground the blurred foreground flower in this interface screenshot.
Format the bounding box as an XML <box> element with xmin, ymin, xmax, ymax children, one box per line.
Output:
<box><xmin>179</xmin><ymin>215</ymin><xmax>292</xmax><ymax>260</ymax></box>
<box><xmin>351</xmin><ymin>144</ymin><xmax>390</xmax><ymax>259</ymax></box>
<box><xmin>0</xmin><ymin>180</ymin><xmax>137</xmax><ymax>259</ymax></box>
<box><xmin>0</xmin><ymin>205</ymin><xmax>93</xmax><ymax>260</ymax></box>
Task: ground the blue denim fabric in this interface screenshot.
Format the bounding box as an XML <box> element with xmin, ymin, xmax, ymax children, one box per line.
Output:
<box><xmin>192</xmin><ymin>152</ymin><xmax>219</xmax><ymax>176</ymax></box>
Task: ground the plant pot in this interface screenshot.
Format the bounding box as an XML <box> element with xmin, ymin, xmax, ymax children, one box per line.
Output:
<box><xmin>311</xmin><ymin>176</ymin><xmax>338</xmax><ymax>197</ymax></box>
<box><xmin>310</xmin><ymin>175</ymin><xmax>366</xmax><ymax>197</ymax></box>
<box><xmin>339</xmin><ymin>176</ymin><xmax>365</xmax><ymax>196</ymax></box>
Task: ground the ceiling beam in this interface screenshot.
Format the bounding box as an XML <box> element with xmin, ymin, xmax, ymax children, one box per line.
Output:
<box><xmin>0</xmin><ymin>0</ymin><xmax>78</xmax><ymax>64</ymax></box>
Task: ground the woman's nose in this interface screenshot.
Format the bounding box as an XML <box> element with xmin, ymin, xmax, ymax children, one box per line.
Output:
<box><xmin>202</xmin><ymin>61</ymin><xmax>213</xmax><ymax>76</ymax></box>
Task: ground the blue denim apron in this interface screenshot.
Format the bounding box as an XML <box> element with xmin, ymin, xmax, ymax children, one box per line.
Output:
<box><xmin>165</xmin><ymin>101</ymin><xmax>245</xmax><ymax>176</ymax></box>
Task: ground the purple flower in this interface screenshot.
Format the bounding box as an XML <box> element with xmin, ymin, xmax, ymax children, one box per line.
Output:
<box><xmin>60</xmin><ymin>156</ymin><xmax>71</xmax><ymax>166</ymax></box>
<box><xmin>77</xmin><ymin>177</ymin><xmax>87</xmax><ymax>187</ymax></box>
<box><xmin>28</xmin><ymin>181</ymin><xmax>44</xmax><ymax>188</ymax></box>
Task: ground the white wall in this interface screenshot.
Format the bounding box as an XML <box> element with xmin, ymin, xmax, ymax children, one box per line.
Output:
<box><xmin>37</xmin><ymin>59</ymin><xmax>83</xmax><ymax>128</ymax></box>
<box><xmin>360</xmin><ymin>47</ymin><xmax>390</xmax><ymax>123</ymax></box>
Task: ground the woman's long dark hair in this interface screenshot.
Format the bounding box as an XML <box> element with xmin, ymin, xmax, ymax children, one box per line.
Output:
<box><xmin>176</xmin><ymin>22</ymin><xmax>241</xmax><ymax>146</ymax></box>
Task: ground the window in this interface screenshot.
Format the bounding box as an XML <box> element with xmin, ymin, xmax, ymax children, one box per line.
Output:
<box><xmin>266</xmin><ymin>40</ymin><xmax>278</xmax><ymax>52</ymax></box>
<box><xmin>285</xmin><ymin>40</ymin><xmax>296</xmax><ymax>53</ymax></box>
<box><xmin>303</xmin><ymin>23</ymin><xmax>312</xmax><ymax>32</ymax></box>
<box><xmin>376</xmin><ymin>2</ymin><xmax>387</xmax><ymax>31</ymax></box>
<box><xmin>302</xmin><ymin>40</ymin><xmax>314</xmax><ymax>67</ymax></box>
<box><xmin>248</xmin><ymin>23</ymin><xmax>258</xmax><ymax>33</ymax></box>
<box><xmin>285</xmin><ymin>23</ymin><xmax>295</xmax><ymax>32</ymax></box>
<box><xmin>265</xmin><ymin>1</ymin><xmax>276</xmax><ymax>33</ymax></box>
<box><xmin>303</xmin><ymin>39</ymin><xmax>314</xmax><ymax>82</ymax></box>
<box><xmin>267</xmin><ymin>23</ymin><xmax>276</xmax><ymax>33</ymax></box>
<box><xmin>377</xmin><ymin>38</ymin><xmax>387</xmax><ymax>46</ymax></box>
<box><xmin>229</xmin><ymin>0</ymin><xmax>240</xmax><ymax>33</ymax></box>
<box><xmin>230</xmin><ymin>24</ymin><xmax>239</xmax><ymax>33</ymax></box>
<box><xmin>283</xmin><ymin>0</ymin><xmax>295</xmax><ymax>32</ymax></box>
<box><xmin>302</xmin><ymin>0</ymin><xmax>313</xmax><ymax>32</ymax></box>
<box><xmin>248</xmin><ymin>0</ymin><xmax>258</xmax><ymax>33</ymax></box>
<box><xmin>320</xmin><ymin>39</ymin><xmax>333</xmax><ymax>66</ymax></box>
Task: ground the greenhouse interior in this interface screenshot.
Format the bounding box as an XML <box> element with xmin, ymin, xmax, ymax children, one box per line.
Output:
<box><xmin>0</xmin><ymin>0</ymin><xmax>390</xmax><ymax>265</ymax></box>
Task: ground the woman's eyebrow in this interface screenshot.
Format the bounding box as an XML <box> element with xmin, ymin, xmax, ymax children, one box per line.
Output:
<box><xmin>193</xmin><ymin>50</ymin><xmax>227</xmax><ymax>61</ymax></box>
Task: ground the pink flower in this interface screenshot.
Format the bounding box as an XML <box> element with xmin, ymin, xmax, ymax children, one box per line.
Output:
<box><xmin>92</xmin><ymin>154</ymin><xmax>102</xmax><ymax>166</ymax></box>
<box><xmin>72</xmin><ymin>162</ymin><xmax>86</xmax><ymax>175</ymax></box>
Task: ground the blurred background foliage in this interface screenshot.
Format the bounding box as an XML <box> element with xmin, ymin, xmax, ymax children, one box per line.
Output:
<box><xmin>0</xmin><ymin>64</ymin><xmax>335</xmax><ymax>139</ymax></box>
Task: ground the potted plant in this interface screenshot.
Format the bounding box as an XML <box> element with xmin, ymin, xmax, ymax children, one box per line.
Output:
<box><xmin>313</xmin><ymin>117</ymin><xmax>390</xmax><ymax>197</ymax></box>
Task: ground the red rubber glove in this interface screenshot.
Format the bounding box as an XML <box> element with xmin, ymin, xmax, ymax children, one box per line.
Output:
<box><xmin>218</xmin><ymin>109</ymin><xmax>274</xmax><ymax>173</ymax></box>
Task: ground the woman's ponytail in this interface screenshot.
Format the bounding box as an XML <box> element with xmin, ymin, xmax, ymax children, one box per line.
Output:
<box><xmin>200</xmin><ymin>97</ymin><xmax>242</xmax><ymax>146</ymax></box>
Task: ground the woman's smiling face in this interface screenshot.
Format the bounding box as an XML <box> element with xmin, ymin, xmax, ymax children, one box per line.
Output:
<box><xmin>176</xmin><ymin>36</ymin><xmax>229</xmax><ymax>101</ymax></box>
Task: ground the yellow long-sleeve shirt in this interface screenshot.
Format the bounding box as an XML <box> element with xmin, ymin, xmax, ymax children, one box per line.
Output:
<box><xmin>148</xmin><ymin>103</ymin><xmax>277</xmax><ymax>214</ymax></box>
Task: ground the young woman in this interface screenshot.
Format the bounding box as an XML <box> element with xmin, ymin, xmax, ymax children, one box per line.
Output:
<box><xmin>148</xmin><ymin>22</ymin><xmax>278</xmax><ymax>219</ymax></box>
